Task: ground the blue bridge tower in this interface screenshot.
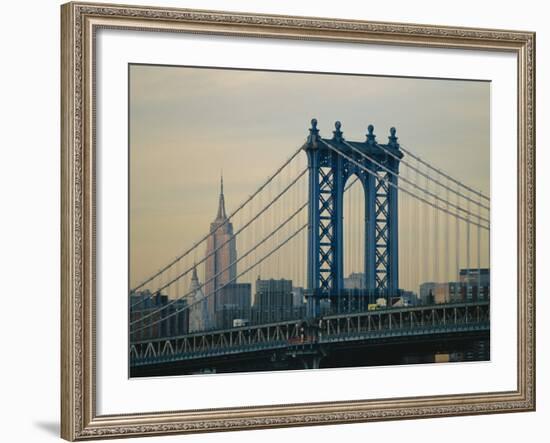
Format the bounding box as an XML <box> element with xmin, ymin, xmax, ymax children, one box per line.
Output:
<box><xmin>304</xmin><ymin>119</ymin><xmax>403</xmax><ymax>317</ymax></box>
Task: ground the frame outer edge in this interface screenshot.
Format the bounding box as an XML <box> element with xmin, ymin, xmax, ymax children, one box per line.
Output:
<box><xmin>60</xmin><ymin>1</ymin><xmax>536</xmax><ymax>439</ymax></box>
<box><xmin>517</xmin><ymin>31</ymin><xmax>535</xmax><ymax>410</ymax></box>
<box><xmin>61</xmin><ymin>2</ymin><xmax>77</xmax><ymax>441</ymax></box>
<box><xmin>532</xmin><ymin>32</ymin><xmax>536</xmax><ymax>411</ymax></box>
<box><xmin>526</xmin><ymin>31</ymin><xmax>536</xmax><ymax>410</ymax></box>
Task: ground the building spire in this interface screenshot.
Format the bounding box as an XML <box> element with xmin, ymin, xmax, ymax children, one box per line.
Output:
<box><xmin>216</xmin><ymin>172</ymin><xmax>227</xmax><ymax>220</ymax></box>
<box><xmin>189</xmin><ymin>263</ymin><xmax>201</xmax><ymax>292</ymax></box>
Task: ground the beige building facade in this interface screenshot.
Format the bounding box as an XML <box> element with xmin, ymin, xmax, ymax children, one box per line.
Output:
<box><xmin>204</xmin><ymin>177</ymin><xmax>237</xmax><ymax>327</ymax></box>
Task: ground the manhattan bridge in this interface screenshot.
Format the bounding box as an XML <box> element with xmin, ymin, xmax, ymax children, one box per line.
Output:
<box><xmin>129</xmin><ymin>119</ymin><xmax>490</xmax><ymax>376</ymax></box>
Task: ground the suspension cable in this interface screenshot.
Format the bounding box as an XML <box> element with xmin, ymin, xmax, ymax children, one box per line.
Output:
<box><xmin>340</xmin><ymin>139</ymin><xmax>489</xmax><ymax>224</ymax></box>
<box><xmin>130</xmin><ymin>167</ymin><xmax>308</xmax><ymax>308</ymax></box>
<box><xmin>131</xmin><ymin>145</ymin><xmax>304</xmax><ymax>293</ymax></box>
<box><xmin>374</xmin><ymin>142</ymin><xmax>490</xmax><ymax>210</ymax></box>
<box><xmin>130</xmin><ymin>201</ymin><xmax>309</xmax><ymax>328</ymax></box>
<box><xmin>320</xmin><ymin>140</ymin><xmax>489</xmax><ymax>230</ymax></box>
<box><xmin>398</xmin><ymin>144</ymin><xmax>489</xmax><ymax>202</ymax></box>
<box><xmin>131</xmin><ymin>223</ymin><xmax>308</xmax><ymax>335</ymax></box>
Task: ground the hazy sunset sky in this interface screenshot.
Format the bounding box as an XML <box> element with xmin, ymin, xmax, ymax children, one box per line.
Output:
<box><xmin>129</xmin><ymin>64</ymin><xmax>490</xmax><ymax>292</ymax></box>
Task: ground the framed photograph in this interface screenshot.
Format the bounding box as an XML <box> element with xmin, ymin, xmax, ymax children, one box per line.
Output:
<box><xmin>61</xmin><ymin>1</ymin><xmax>535</xmax><ymax>440</ymax></box>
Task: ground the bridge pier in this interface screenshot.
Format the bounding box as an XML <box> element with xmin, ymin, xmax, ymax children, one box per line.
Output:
<box><xmin>301</xmin><ymin>354</ymin><xmax>323</xmax><ymax>370</ymax></box>
<box><xmin>287</xmin><ymin>344</ymin><xmax>326</xmax><ymax>370</ymax></box>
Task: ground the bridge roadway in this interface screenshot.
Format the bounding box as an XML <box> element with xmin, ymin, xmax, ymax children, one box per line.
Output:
<box><xmin>130</xmin><ymin>301</ymin><xmax>490</xmax><ymax>376</ymax></box>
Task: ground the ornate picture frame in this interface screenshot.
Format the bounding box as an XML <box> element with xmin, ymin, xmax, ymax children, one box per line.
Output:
<box><xmin>61</xmin><ymin>1</ymin><xmax>535</xmax><ymax>440</ymax></box>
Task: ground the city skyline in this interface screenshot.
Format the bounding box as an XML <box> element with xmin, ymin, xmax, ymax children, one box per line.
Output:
<box><xmin>129</xmin><ymin>129</ymin><xmax>490</xmax><ymax>335</ymax></box>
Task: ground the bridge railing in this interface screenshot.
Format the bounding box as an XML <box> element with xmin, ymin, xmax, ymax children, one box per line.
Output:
<box><xmin>130</xmin><ymin>288</ymin><xmax>490</xmax><ymax>343</ymax></box>
<box><xmin>310</xmin><ymin>288</ymin><xmax>490</xmax><ymax>318</ymax></box>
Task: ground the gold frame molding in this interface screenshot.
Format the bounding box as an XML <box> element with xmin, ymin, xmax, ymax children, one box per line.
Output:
<box><xmin>61</xmin><ymin>2</ymin><xmax>536</xmax><ymax>440</ymax></box>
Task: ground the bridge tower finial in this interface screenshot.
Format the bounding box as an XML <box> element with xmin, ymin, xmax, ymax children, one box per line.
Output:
<box><xmin>332</xmin><ymin>121</ymin><xmax>344</xmax><ymax>142</ymax></box>
<box><xmin>307</xmin><ymin>118</ymin><xmax>320</xmax><ymax>145</ymax></box>
<box><xmin>366</xmin><ymin>124</ymin><xmax>376</xmax><ymax>146</ymax></box>
<box><xmin>388</xmin><ymin>127</ymin><xmax>399</xmax><ymax>148</ymax></box>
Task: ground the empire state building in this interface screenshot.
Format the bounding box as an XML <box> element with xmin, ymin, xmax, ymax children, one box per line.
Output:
<box><xmin>204</xmin><ymin>176</ymin><xmax>237</xmax><ymax>326</ymax></box>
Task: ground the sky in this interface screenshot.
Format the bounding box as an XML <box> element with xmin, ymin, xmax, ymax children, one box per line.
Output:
<box><xmin>129</xmin><ymin>64</ymin><xmax>490</xmax><ymax>294</ymax></box>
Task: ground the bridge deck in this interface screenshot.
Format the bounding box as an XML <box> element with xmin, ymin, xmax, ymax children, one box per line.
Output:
<box><xmin>130</xmin><ymin>301</ymin><xmax>490</xmax><ymax>367</ymax></box>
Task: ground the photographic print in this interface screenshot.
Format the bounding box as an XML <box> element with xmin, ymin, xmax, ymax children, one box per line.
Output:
<box><xmin>128</xmin><ymin>65</ymin><xmax>490</xmax><ymax>377</ymax></box>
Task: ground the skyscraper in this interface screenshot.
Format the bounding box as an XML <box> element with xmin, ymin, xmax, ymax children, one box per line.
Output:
<box><xmin>204</xmin><ymin>175</ymin><xmax>237</xmax><ymax>327</ymax></box>
<box><xmin>215</xmin><ymin>283</ymin><xmax>252</xmax><ymax>329</ymax></box>
<box><xmin>459</xmin><ymin>268</ymin><xmax>490</xmax><ymax>302</ymax></box>
<box><xmin>188</xmin><ymin>266</ymin><xmax>209</xmax><ymax>332</ymax></box>
<box><xmin>253</xmin><ymin>278</ymin><xmax>293</xmax><ymax>323</ymax></box>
